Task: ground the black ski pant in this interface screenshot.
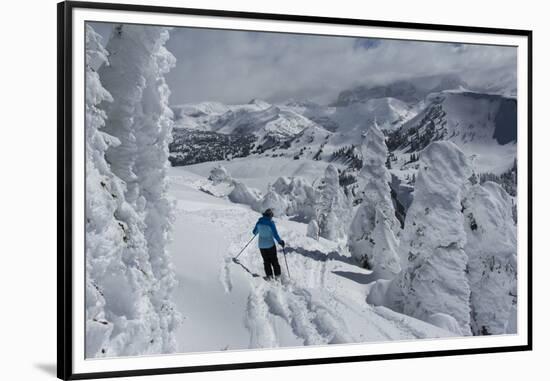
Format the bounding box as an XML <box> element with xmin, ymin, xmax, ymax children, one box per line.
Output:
<box><xmin>260</xmin><ymin>245</ymin><xmax>281</xmax><ymax>278</ymax></box>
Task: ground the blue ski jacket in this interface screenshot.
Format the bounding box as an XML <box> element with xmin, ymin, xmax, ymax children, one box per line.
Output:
<box><xmin>253</xmin><ymin>216</ymin><xmax>283</xmax><ymax>249</ymax></box>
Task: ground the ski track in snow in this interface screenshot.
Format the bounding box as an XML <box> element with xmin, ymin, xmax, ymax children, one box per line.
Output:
<box><xmin>169</xmin><ymin>169</ymin><xmax>454</xmax><ymax>353</ymax></box>
<box><xmin>246</xmin><ymin>279</ymin><xmax>356</xmax><ymax>347</ymax></box>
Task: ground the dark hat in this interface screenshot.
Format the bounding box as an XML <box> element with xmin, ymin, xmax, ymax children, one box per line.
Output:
<box><xmin>263</xmin><ymin>208</ymin><xmax>274</xmax><ymax>218</ymax></box>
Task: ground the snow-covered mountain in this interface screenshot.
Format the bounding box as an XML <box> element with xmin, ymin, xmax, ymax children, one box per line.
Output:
<box><xmin>172</xmin><ymin>99</ymin><xmax>323</xmax><ymax>153</ymax></box>
<box><xmin>387</xmin><ymin>90</ymin><xmax>517</xmax><ymax>174</ymax></box>
<box><xmin>169</xmin><ymin>97</ymin><xmax>415</xmax><ymax>166</ymax></box>
<box><xmin>325</xmin><ymin>97</ymin><xmax>418</xmax><ymax>144</ymax></box>
<box><xmin>331</xmin><ymin>74</ymin><xmax>467</xmax><ymax>106</ymax></box>
<box><xmin>169</xmin><ymin>78</ymin><xmax>517</xmax><ymax>192</ymax></box>
<box><xmin>171</xmin><ymin>99</ymin><xmax>272</xmax><ymax>131</ymax></box>
<box><xmin>172</xmin><ymin>102</ymin><xmax>230</xmax><ymax>131</ymax></box>
<box><xmin>283</xmin><ymin>97</ymin><xmax>416</xmax><ymax>134</ymax></box>
<box><xmin>214</xmin><ymin>104</ymin><xmax>317</xmax><ymax>144</ymax></box>
<box><xmin>403</xmin><ymin>90</ymin><xmax>516</xmax><ymax>145</ymax></box>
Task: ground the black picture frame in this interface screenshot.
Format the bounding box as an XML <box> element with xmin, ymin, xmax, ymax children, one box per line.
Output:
<box><xmin>57</xmin><ymin>1</ymin><xmax>533</xmax><ymax>379</ymax></box>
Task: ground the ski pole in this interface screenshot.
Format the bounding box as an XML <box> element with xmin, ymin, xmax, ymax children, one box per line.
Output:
<box><xmin>234</xmin><ymin>234</ymin><xmax>257</xmax><ymax>260</ymax></box>
<box><xmin>282</xmin><ymin>246</ymin><xmax>291</xmax><ymax>280</ymax></box>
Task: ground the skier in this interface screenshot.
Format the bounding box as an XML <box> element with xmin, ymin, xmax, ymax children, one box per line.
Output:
<box><xmin>253</xmin><ymin>209</ymin><xmax>285</xmax><ymax>280</ymax></box>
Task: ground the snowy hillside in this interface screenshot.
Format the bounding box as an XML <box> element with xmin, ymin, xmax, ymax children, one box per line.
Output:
<box><xmin>169</xmin><ymin>86</ymin><xmax>516</xmax><ymax>185</ymax></box>
<box><xmin>164</xmin><ymin>83</ymin><xmax>518</xmax><ymax>351</ymax></box>
<box><xmin>172</xmin><ymin>102</ymin><xmax>230</xmax><ymax>131</ymax></box>
<box><xmin>168</xmin><ymin>167</ymin><xmax>456</xmax><ymax>352</ymax></box>
<box><xmin>388</xmin><ymin>90</ymin><xmax>517</xmax><ymax>174</ymax></box>
<box><xmin>182</xmin><ymin>156</ymin><xmax>338</xmax><ymax>191</ymax></box>
<box><xmin>402</xmin><ymin>91</ymin><xmax>516</xmax><ymax>145</ymax></box>
<box><xmin>214</xmin><ymin>104</ymin><xmax>317</xmax><ymax>145</ymax></box>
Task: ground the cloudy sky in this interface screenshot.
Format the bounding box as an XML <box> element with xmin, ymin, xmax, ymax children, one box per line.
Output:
<box><xmin>91</xmin><ymin>23</ymin><xmax>516</xmax><ymax>106</ymax></box>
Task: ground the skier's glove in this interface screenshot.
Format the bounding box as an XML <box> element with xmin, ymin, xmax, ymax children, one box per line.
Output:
<box><xmin>280</xmin><ymin>240</ymin><xmax>285</xmax><ymax>248</ymax></box>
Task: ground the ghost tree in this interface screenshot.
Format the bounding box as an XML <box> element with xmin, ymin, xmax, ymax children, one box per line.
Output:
<box><xmin>385</xmin><ymin>141</ymin><xmax>474</xmax><ymax>336</ymax></box>
<box><xmin>316</xmin><ymin>164</ymin><xmax>351</xmax><ymax>242</ymax></box>
<box><xmin>463</xmin><ymin>181</ymin><xmax>517</xmax><ymax>335</ymax></box>
<box><xmin>87</xmin><ymin>24</ymin><xmax>180</xmax><ymax>357</ymax></box>
<box><xmin>208</xmin><ymin>165</ymin><xmax>231</xmax><ymax>185</ymax></box>
<box><xmin>85</xmin><ymin>24</ymin><xmax>125</xmax><ymax>358</ymax></box>
<box><xmin>228</xmin><ymin>181</ymin><xmax>261</xmax><ymax>210</ymax></box>
<box><xmin>270</xmin><ymin>176</ymin><xmax>318</xmax><ymax>222</ymax></box>
<box><xmin>348</xmin><ymin>123</ymin><xmax>400</xmax><ymax>278</ymax></box>
<box><xmin>259</xmin><ymin>187</ymin><xmax>289</xmax><ymax>217</ymax></box>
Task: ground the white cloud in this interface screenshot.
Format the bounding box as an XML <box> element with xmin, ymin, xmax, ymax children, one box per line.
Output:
<box><xmin>93</xmin><ymin>23</ymin><xmax>517</xmax><ymax>105</ymax></box>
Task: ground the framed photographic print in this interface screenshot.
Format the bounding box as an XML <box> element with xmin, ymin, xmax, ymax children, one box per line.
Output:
<box><xmin>58</xmin><ymin>1</ymin><xmax>532</xmax><ymax>379</ymax></box>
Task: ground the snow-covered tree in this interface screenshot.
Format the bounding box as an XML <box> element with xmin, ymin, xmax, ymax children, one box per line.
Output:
<box><xmin>366</xmin><ymin>207</ymin><xmax>401</xmax><ymax>278</ymax></box>
<box><xmin>85</xmin><ymin>24</ymin><xmax>125</xmax><ymax>358</ymax></box>
<box><xmin>269</xmin><ymin>176</ymin><xmax>318</xmax><ymax>222</ymax></box>
<box><xmin>259</xmin><ymin>184</ymin><xmax>289</xmax><ymax>217</ymax></box>
<box><xmin>307</xmin><ymin>219</ymin><xmax>320</xmax><ymax>240</ymax></box>
<box><xmin>385</xmin><ymin>141</ymin><xmax>474</xmax><ymax>335</ymax></box>
<box><xmin>288</xmin><ymin>177</ymin><xmax>319</xmax><ymax>222</ymax></box>
<box><xmin>316</xmin><ymin>164</ymin><xmax>351</xmax><ymax>242</ymax></box>
<box><xmin>130</xmin><ymin>26</ymin><xmax>179</xmax><ymax>353</ymax></box>
<box><xmin>228</xmin><ymin>181</ymin><xmax>261</xmax><ymax>209</ymax></box>
<box><xmin>87</xmin><ymin>24</ymin><xmax>180</xmax><ymax>357</ymax></box>
<box><xmin>208</xmin><ymin>165</ymin><xmax>231</xmax><ymax>185</ymax></box>
<box><xmin>463</xmin><ymin>182</ymin><xmax>517</xmax><ymax>335</ymax></box>
<box><xmin>348</xmin><ymin>123</ymin><xmax>400</xmax><ymax>278</ymax></box>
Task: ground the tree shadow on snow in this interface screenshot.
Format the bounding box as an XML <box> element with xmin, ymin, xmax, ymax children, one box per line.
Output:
<box><xmin>286</xmin><ymin>246</ymin><xmax>356</xmax><ymax>265</ymax></box>
<box><xmin>331</xmin><ymin>270</ymin><xmax>377</xmax><ymax>285</ymax></box>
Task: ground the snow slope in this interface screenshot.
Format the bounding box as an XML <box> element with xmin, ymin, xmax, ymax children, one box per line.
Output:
<box><xmin>179</xmin><ymin>156</ymin><xmax>339</xmax><ymax>192</ymax></box>
<box><xmin>169</xmin><ymin>86</ymin><xmax>516</xmax><ymax>179</ymax></box>
<box><xmin>168</xmin><ymin>167</ymin><xmax>455</xmax><ymax>353</ymax></box>
<box><xmin>213</xmin><ymin>105</ymin><xmax>318</xmax><ymax>152</ymax></box>
<box><xmin>171</xmin><ymin>102</ymin><xmax>230</xmax><ymax>131</ymax></box>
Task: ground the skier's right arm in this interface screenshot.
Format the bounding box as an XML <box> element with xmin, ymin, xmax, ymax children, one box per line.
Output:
<box><xmin>252</xmin><ymin>223</ymin><xmax>258</xmax><ymax>236</ymax></box>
